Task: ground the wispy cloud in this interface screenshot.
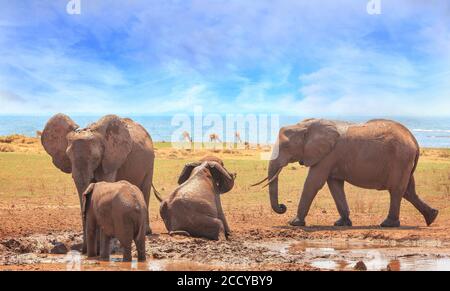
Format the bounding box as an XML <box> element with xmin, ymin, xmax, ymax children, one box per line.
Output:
<box><xmin>0</xmin><ymin>0</ymin><xmax>449</xmax><ymax>116</ymax></box>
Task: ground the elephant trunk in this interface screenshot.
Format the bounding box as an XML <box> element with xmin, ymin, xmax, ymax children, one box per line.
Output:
<box><xmin>268</xmin><ymin>160</ymin><xmax>287</xmax><ymax>214</ymax></box>
<box><xmin>72</xmin><ymin>168</ymin><xmax>94</xmax><ymax>254</ymax></box>
<box><xmin>73</xmin><ymin>170</ymin><xmax>94</xmax><ymax>205</ymax></box>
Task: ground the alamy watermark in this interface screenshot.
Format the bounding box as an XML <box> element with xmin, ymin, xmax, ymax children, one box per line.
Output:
<box><xmin>66</xmin><ymin>1</ymin><xmax>381</xmax><ymax>16</ymax></box>
<box><xmin>65</xmin><ymin>251</ymin><xmax>81</xmax><ymax>270</ymax></box>
<box><xmin>367</xmin><ymin>0</ymin><xmax>382</xmax><ymax>15</ymax></box>
<box><xmin>170</xmin><ymin>107</ymin><xmax>280</xmax><ymax>161</ymax></box>
<box><xmin>66</xmin><ymin>0</ymin><xmax>81</xmax><ymax>15</ymax></box>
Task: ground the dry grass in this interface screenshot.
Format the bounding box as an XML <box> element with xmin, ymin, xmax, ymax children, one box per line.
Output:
<box><xmin>0</xmin><ymin>135</ymin><xmax>43</xmax><ymax>153</ymax></box>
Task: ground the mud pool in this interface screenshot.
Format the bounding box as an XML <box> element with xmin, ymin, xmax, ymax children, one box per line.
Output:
<box><xmin>1</xmin><ymin>231</ymin><xmax>450</xmax><ymax>271</ymax></box>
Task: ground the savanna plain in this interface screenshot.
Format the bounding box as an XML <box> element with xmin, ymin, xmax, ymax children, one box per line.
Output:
<box><xmin>0</xmin><ymin>135</ymin><xmax>449</xmax><ymax>271</ymax></box>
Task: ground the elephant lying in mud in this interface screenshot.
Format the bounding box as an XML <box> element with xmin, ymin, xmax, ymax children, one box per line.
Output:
<box><xmin>253</xmin><ymin>118</ymin><xmax>438</xmax><ymax>228</ymax></box>
<box><xmin>156</xmin><ymin>156</ymin><xmax>236</xmax><ymax>240</ymax></box>
<box><xmin>82</xmin><ymin>181</ymin><xmax>147</xmax><ymax>262</ymax></box>
<box><xmin>41</xmin><ymin>114</ymin><xmax>155</xmax><ymax>252</ymax></box>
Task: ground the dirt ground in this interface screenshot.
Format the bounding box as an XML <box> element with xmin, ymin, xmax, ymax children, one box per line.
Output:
<box><xmin>1</xmin><ymin>135</ymin><xmax>449</xmax><ymax>270</ymax></box>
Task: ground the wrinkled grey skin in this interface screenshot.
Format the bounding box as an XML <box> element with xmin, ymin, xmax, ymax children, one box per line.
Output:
<box><xmin>41</xmin><ymin>114</ymin><xmax>155</xmax><ymax>252</ymax></box>
<box><xmin>82</xmin><ymin>181</ymin><xmax>147</xmax><ymax>262</ymax></box>
<box><xmin>158</xmin><ymin>156</ymin><xmax>236</xmax><ymax>240</ymax></box>
<box><xmin>257</xmin><ymin>118</ymin><xmax>438</xmax><ymax>228</ymax></box>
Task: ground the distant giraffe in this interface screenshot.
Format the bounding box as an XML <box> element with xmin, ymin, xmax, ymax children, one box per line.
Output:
<box><xmin>209</xmin><ymin>133</ymin><xmax>221</xmax><ymax>143</ymax></box>
<box><xmin>182</xmin><ymin>131</ymin><xmax>192</xmax><ymax>143</ymax></box>
<box><xmin>235</xmin><ymin>131</ymin><xmax>242</xmax><ymax>143</ymax></box>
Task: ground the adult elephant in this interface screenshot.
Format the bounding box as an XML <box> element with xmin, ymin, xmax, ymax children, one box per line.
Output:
<box><xmin>41</xmin><ymin>114</ymin><xmax>155</xmax><ymax>251</ymax></box>
<box><xmin>254</xmin><ymin>118</ymin><xmax>438</xmax><ymax>228</ymax></box>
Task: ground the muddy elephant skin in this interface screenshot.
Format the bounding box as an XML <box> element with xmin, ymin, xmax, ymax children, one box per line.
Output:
<box><xmin>255</xmin><ymin>118</ymin><xmax>438</xmax><ymax>228</ymax></box>
<box><xmin>82</xmin><ymin>181</ymin><xmax>147</xmax><ymax>262</ymax></box>
<box><xmin>158</xmin><ymin>156</ymin><xmax>236</xmax><ymax>240</ymax></box>
<box><xmin>41</xmin><ymin>114</ymin><xmax>155</xmax><ymax>251</ymax></box>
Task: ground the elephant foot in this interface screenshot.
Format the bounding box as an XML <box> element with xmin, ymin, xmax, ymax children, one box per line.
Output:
<box><xmin>289</xmin><ymin>217</ymin><xmax>306</xmax><ymax>227</ymax></box>
<box><xmin>81</xmin><ymin>243</ymin><xmax>87</xmax><ymax>255</ymax></box>
<box><xmin>138</xmin><ymin>255</ymin><xmax>146</xmax><ymax>262</ymax></box>
<box><xmin>425</xmin><ymin>209</ymin><xmax>439</xmax><ymax>226</ymax></box>
<box><xmin>99</xmin><ymin>256</ymin><xmax>110</xmax><ymax>262</ymax></box>
<box><xmin>169</xmin><ymin>230</ymin><xmax>191</xmax><ymax>237</ymax></box>
<box><xmin>380</xmin><ymin>218</ymin><xmax>400</xmax><ymax>227</ymax></box>
<box><xmin>87</xmin><ymin>253</ymin><xmax>97</xmax><ymax>259</ymax></box>
<box><xmin>334</xmin><ymin>217</ymin><xmax>352</xmax><ymax>227</ymax></box>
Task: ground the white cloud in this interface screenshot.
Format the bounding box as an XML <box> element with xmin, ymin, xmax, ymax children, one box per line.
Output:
<box><xmin>289</xmin><ymin>44</ymin><xmax>450</xmax><ymax>116</ymax></box>
<box><xmin>0</xmin><ymin>1</ymin><xmax>449</xmax><ymax>116</ymax></box>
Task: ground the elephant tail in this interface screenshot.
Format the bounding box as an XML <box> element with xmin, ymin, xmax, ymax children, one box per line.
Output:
<box><xmin>152</xmin><ymin>183</ymin><xmax>163</xmax><ymax>203</ymax></box>
<box><xmin>405</xmin><ymin>150</ymin><xmax>420</xmax><ymax>197</ymax></box>
<box><xmin>409</xmin><ymin>130</ymin><xmax>420</xmax><ymax>177</ymax></box>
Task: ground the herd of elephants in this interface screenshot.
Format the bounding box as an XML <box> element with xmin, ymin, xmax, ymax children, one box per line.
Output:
<box><xmin>40</xmin><ymin>113</ymin><xmax>439</xmax><ymax>262</ymax></box>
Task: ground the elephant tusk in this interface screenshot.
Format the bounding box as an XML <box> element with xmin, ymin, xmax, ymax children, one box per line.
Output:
<box><xmin>250</xmin><ymin>176</ymin><xmax>268</xmax><ymax>187</ymax></box>
<box><xmin>261</xmin><ymin>167</ymin><xmax>282</xmax><ymax>188</ymax></box>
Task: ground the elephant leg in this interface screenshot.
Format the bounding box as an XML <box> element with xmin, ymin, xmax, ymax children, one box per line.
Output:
<box><xmin>81</xmin><ymin>210</ymin><xmax>87</xmax><ymax>254</ymax></box>
<box><xmin>118</xmin><ymin>229</ymin><xmax>133</xmax><ymax>262</ymax></box>
<box><xmin>99</xmin><ymin>231</ymin><xmax>111</xmax><ymax>261</ymax></box>
<box><xmin>291</xmin><ymin>166</ymin><xmax>329</xmax><ymax>227</ymax></box>
<box><xmin>120</xmin><ymin>239</ymin><xmax>133</xmax><ymax>262</ymax></box>
<box><xmin>188</xmin><ymin>216</ymin><xmax>226</xmax><ymax>240</ymax></box>
<box><xmin>134</xmin><ymin>235</ymin><xmax>146</xmax><ymax>262</ymax></box>
<box><xmin>403</xmin><ymin>176</ymin><xmax>438</xmax><ymax>226</ymax></box>
<box><xmin>96</xmin><ymin>228</ymin><xmax>102</xmax><ymax>255</ymax></box>
<box><xmin>116</xmin><ymin>219</ymin><xmax>134</xmax><ymax>262</ymax></box>
<box><xmin>215</xmin><ymin>195</ymin><xmax>231</xmax><ymax>236</ymax></box>
<box><xmin>381</xmin><ymin>189</ymin><xmax>403</xmax><ymax>227</ymax></box>
<box><xmin>78</xmin><ymin>194</ymin><xmax>88</xmax><ymax>254</ymax></box>
<box><xmin>207</xmin><ymin>218</ymin><xmax>226</xmax><ymax>241</ymax></box>
<box><xmin>140</xmin><ymin>173</ymin><xmax>153</xmax><ymax>235</ymax></box>
<box><xmin>327</xmin><ymin>178</ymin><xmax>352</xmax><ymax>226</ymax></box>
<box><xmin>86</xmin><ymin>213</ymin><xmax>98</xmax><ymax>258</ymax></box>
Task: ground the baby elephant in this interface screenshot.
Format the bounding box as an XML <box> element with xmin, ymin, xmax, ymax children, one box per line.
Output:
<box><xmin>157</xmin><ymin>156</ymin><xmax>236</xmax><ymax>240</ymax></box>
<box><xmin>82</xmin><ymin>181</ymin><xmax>147</xmax><ymax>262</ymax></box>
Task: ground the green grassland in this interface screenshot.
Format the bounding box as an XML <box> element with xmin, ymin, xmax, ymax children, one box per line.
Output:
<box><xmin>1</xmin><ymin>145</ymin><xmax>449</xmax><ymax>229</ymax></box>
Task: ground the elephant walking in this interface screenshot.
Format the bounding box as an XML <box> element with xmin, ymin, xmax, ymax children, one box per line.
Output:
<box><xmin>254</xmin><ymin>118</ymin><xmax>438</xmax><ymax>228</ymax></box>
<box><xmin>41</xmin><ymin>114</ymin><xmax>155</xmax><ymax>252</ymax></box>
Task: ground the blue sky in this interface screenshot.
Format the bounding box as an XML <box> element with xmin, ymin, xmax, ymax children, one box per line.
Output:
<box><xmin>0</xmin><ymin>0</ymin><xmax>449</xmax><ymax>116</ymax></box>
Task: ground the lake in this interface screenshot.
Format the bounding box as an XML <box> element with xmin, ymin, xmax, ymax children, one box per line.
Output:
<box><xmin>0</xmin><ymin>115</ymin><xmax>449</xmax><ymax>148</ymax></box>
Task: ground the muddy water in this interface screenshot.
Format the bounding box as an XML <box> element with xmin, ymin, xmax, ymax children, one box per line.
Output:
<box><xmin>1</xmin><ymin>232</ymin><xmax>450</xmax><ymax>271</ymax></box>
<box><xmin>305</xmin><ymin>248</ymin><xmax>450</xmax><ymax>271</ymax></box>
<box><xmin>248</xmin><ymin>240</ymin><xmax>450</xmax><ymax>271</ymax></box>
<box><xmin>4</xmin><ymin>242</ymin><xmax>449</xmax><ymax>271</ymax></box>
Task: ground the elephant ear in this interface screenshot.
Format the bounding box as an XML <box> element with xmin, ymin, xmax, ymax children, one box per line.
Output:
<box><xmin>81</xmin><ymin>183</ymin><xmax>95</xmax><ymax>221</ymax></box>
<box><xmin>303</xmin><ymin>120</ymin><xmax>340</xmax><ymax>167</ymax></box>
<box><xmin>41</xmin><ymin>114</ymin><xmax>78</xmax><ymax>173</ymax></box>
<box><xmin>207</xmin><ymin>161</ymin><xmax>236</xmax><ymax>194</ymax></box>
<box><xmin>92</xmin><ymin>115</ymin><xmax>132</xmax><ymax>175</ymax></box>
<box><xmin>177</xmin><ymin>162</ymin><xmax>201</xmax><ymax>185</ymax></box>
